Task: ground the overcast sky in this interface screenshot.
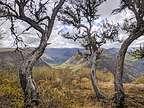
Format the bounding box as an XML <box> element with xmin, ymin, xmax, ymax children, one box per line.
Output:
<box><xmin>0</xmin><ymin>0</ymin><xmax>143</xmax><ymax>48</ymax></box>
<box><xmin>48</xmin><ymin>0</ymin><xmax>122</xmax><ymax>48</ymax></box>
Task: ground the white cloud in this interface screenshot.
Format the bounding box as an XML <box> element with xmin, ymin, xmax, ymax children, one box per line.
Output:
<box><xmin>47</xmin><ymin>25</ymin><xmax>81</xmax><ymax>48</ymax></box>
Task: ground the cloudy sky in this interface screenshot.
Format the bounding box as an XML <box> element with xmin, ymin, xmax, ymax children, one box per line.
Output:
<box><xmin>0</xmin><ymin>0</ymin><xmax>143</xmax><ymax>48</ymax></box>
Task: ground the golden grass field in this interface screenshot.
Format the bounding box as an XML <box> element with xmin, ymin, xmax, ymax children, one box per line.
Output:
<box><xmin>0</xmin><ymin>65</ymin><xmax>144</xmax><ymax>108</ymax></box>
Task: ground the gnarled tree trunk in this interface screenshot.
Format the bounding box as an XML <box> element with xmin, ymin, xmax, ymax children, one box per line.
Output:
<box><xmin>18</xmin><ymin>36</ymin><xmax>48</xmax><ymax>107</ymax></box>
<box><xmin>114</xmin><ymin>31</ymin><xmax>144</xmax><ymax>108</ymax></box>
<box><xmin>19</xmin><ymin>59</ymin><xmax>39</xmax><ymax>108</ymax></box>
<box><xmin>90</xmin><ymin>52</ymin><xmax>105</xmax><ymax>100</ymax></box>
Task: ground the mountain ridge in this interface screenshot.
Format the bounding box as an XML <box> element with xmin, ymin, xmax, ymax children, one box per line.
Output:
<box><xmin>0</xmin><ymin>47</ymin><xmax>144</xmax><ymax>82</ymax></box>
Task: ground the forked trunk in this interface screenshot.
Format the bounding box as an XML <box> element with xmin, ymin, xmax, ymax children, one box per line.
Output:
<box><xmin>90</xmin><ymin>52</ymin><xmax>105</xmax><ymax>100</ymax></box>
<box><xmin>114</xmin><ymin>31</ymin><xmax>143</xmax><ymax>108</ymax></box>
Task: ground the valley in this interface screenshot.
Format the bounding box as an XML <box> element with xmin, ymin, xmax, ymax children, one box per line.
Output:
<box><xmin>0</xmin><ymin>48</ymin><xmax>144</xmax><ymax>107</ymax></box>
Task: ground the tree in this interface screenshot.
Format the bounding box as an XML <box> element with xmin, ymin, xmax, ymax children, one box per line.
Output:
<box><xmin>130</xmin><ymin>44</ymin><xmax>144</xmax><ymax>59</ymax></box>
<box><xmin>0</xmin><ymin>0</ymin><xmax>65</xmax><ymax>107</ymax></box>
<box><xmin>58</xmin><ymin>0</ymin><xmax>119</xmax><ymax>100</ymax></box>
<box><xmin>112</xmin><ymin>0</ymin><xmax>144</xmax><ymax>107</ymax></box>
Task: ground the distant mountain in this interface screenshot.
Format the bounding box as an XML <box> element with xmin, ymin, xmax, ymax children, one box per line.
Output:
<box><xmin>0</xmin><ymin>49</ymin><xmax>20</xmax><ymax>69</ymax></box>
<box><xmin>0</xmin><ymin>47</ymin><xmax>144</xmax><ymax>82</ymax></box>
<box><xmin>44</xmin><ymin>48</ymin><xmax>82</xmax><ymax>64</ymax></box>
<box><xmin>65</xmin><ymin>48</ymin><xmax>144</xmax><ymax>82</ymax></box>
<box><xmin>0</xmin><ymin>48</ymin><xmax>81</xmax><ymax>69</ymax></box>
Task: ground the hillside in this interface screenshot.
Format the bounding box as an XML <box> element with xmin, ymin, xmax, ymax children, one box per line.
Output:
<box><xmin>65</xmin><ymin>48</ymin><xmax>144</xmax><ymax>82</ymax></box>
<box><xmin>0</xmin><ymin>48</ymin><xmax>51</xmax><ymax>69</ymax></box>
<box><xmin>0</xmin><ymin>48</ymin><xmax>80</xmax><ymax>69</ymax></box>
<box><xmin>0</xmin><ymin>49</ymin><xmax>21</xmax><ymax>69</ymax></box>
<box><xmin>0</xmin><ymin>48</ymin><xmax>144</xmax><ymax>107</ymax></box>
<box><xmin>44</xmin><ymin>48</ymin><xmax>80</xmax><ymax>64</ymax></box>
<box><xmin>0</xmin><ymin>66</ymin><xmax>144</xmax><ymax>108</ymax></box>
<box><xmin>0</xmin><ymin>48</ymin><xmax>144</xmax><ymax>82</ymax></box>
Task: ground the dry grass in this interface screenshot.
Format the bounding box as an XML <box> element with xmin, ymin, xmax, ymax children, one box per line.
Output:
<box><xmin>0</xmin><ymin>69</ymin><xmax>23</xmax><ymax>108</ymax></box>
<box><xmin>0</xmin><ymin>66</ymin><xmax>144</xmax><ymax>108</ymax></box>
<box><xmin>133</xmin><ymin>75</ymin><xmax>144</xmax><ymax>84</ymax></box>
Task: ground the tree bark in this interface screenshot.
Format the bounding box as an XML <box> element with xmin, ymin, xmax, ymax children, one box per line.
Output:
<box><xmin>19</xmin><ymin>41</ymin><xmax>47</xmax><ymax>107</ymax></box>
<box><xmin>114</xmin><ymin>31</ymin><xmax>144</xmax><ymax>108</ymax></box>
<box><xmin>19</xmin><ymin>59</ymin><xmax>39</xmax><ymax>108</ymax></box>
<box><xmin>90</xmin><ymin>52</ymin><xmax>106</xmax><ymax>100</ymax></box>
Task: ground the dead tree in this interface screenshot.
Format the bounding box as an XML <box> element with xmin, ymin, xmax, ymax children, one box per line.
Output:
<box><xmin>0</xmin><ymin>0</ymin><xmax>65</xmax><ymax>107</ymax></box>
<box><xmin>59</xmin><ymin>0</ymin><xmax>119</xmax><ymax>100</ymax></box>
<box><xmin>112</xmin><ymin>0</ymin><xmax>144</xmax><ymax>107</ymax></box>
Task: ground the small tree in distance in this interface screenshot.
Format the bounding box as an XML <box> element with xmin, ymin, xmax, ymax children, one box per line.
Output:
<box><xmin>58</xmin><ymin>0</ymin><xmax>119</xmax><ymax>100</ymax></box>
<box><xmin>130</xmin><ymin>44</ymin><xmax>144</xmax><ymax>59</ymax></box>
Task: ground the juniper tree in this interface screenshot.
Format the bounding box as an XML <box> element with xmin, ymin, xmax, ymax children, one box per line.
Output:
<box><xmin>0</xmin><ymin>0</ymin><xmax>65</xmax><ymax>107</ymax></box>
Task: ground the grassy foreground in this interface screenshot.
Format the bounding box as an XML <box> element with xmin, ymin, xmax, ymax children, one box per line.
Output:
<box><xmin>0</xmin><ymin>65</ymin><xmax>144</xmax><ymax>108</ymax></box>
